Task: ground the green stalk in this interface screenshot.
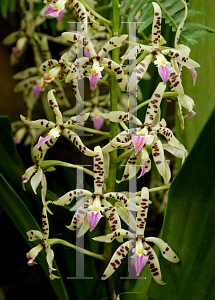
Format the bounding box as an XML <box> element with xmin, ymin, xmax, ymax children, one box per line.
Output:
<box><xmin>103</xmin><ymin>1</ymin><xmax>120</xmax><ymax>300</ymax></box>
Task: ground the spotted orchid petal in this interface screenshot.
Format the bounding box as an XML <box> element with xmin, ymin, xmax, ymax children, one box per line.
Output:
<box><xmin>53</xmin><ymin>189</ymin><xmax>92</xmax><ymax>206</ymax></box>
<box><xmin>187</xmin><ymin>67</ymin><xmax>197</xmax><ymax>85</ymax></box>
<box><xmin>39</xmin><ymin>59</ymin><xmax>58</xmax><ymax>75</ymax></box>
<box><xmin>151</xmin><ymin>138</ymin><xmax>170</xmax><ymax>184</ymax></box>
<box><xmin>44</xmin><ymin>65</ymin><xmax>61</xmax><ymax>82</ymax></box>
<box><xmin>158</xmin><ymin>64</ymin><xmax>172</xmax><ymax>84</ymax></box>
<box><xmin>101</xmin><ymin>241</ymin><xmax>130</xmax><ymax>280</ymax></box>
<box><xmin>92</xmin><ymin>116</ymin><xmax>104</xmax><ymax>130</ymax></box>
<box><xmin>136</xmin><ymin>187</ymin><xmax>150</xmax><ymax>236</ymax></box>
<box><xmin>143</xmin><ymin>242</ymin><xmax>166</xmax><ymax>285</ymax></box>
<box><xmin>102</xmin><ymin>199</ymin><xmax>123</xmax><ymax>242</ymax></box>
<box><xmin>145</xmin><ymin>82</ymin><xmax>166</xmax><ymax>125</ymax></box>
<box><xmin>87</xmin><ymin>210</ymin><xmax>103</xmax><ymax>231</ymax></box>
<box><xmin>102</xmin><ymin>129</ymin><xmax>133</xmax><ymax>153</ymax></box>
<box><xmin>184</xmin><ymin>110</ymin><xmax>196</xmax><ymax>119</ymax></box>
<box><xmin>145</xmin><ymin>237</ymin><xmax>179</xmax><ymax>263</ymax></box>
<box><xmin>33</xmin><ymin>137</ymin><xmax>58</xmax><ymax>165</ymax></box>
<box><xmin>128</xmin><ymin>54</ymin><xmax>152</xmax><ymax>91</ymax></box>
<box><xmin>133</xmin><ymin>136</ymin><xmax>146</xmax><ymax>155</ymax></box>
<box><xmin>116</xmin><ymin>151</ymin><xmax>140</xmax><ymax>183</ymax></box>
<box><xmin>152</xmin><ymin>2</ymin><xmax>162</xmax><ymax>49</ymax></box>
<box><xmin>62</xmin><ymin>32</ymin><xmax>96</xmax><ymax>57</ymax></box>
<box><xmin>26</xmin><ymin>230</ymin><xmax>43</xmax><ymax>241</ymax></box>
<box><xmin>48</xmin><ymin>89</ymin><xmax>63</xmax><ymax>124</ymax></box>
<box><xmin>89</xmin><ymin>72</ymin><xmax>102</xmax><ymax>88</ymax></box>
<box><xmin>162</xmin><ymin>143</ymin><xmax>187</xmax><ymax>163</ymax></box>
<box><xmin>161</xmin><ymin>47</ymin><xmax>200</xmax><ymax>68</ymax></box>
<box><xmin>174</xmin><ymin>0</ymin><xmax>187</xmax><ymax>48</ymax></box>
<box><xmin>98</xmin><ymin>35</ymin><xmax>128</xmax><ymax>58</ymax></box>
<box><xmin>13</xmin><ymin>67</ymin><xmax>39</xmax><ymax>80</ymax></box>
<box><xmin>67</xmin><ymin>199</ymin><xmax>92</xmax><ymax>231</ymax></box>
<box><xmin>62</xmin><ymin>129</ymin><xmax>96</xmax><ymax>156</ymax></box>
<box><xmin>121</xmin><ymin>44</ymin><xmax>152</xmax><ymax>61</ymax></box>
<box><xmin>104</xmin><ymin>192</ymin><xmax>141</xmax><ymax>212</ymax></box>
<box><xmin>20</xmin><ymin>115</ymin><xmax>55</xmax><ymax>129</ymax></box>
<box><xmin>93</xmin><ymin>229</ymin><xmax>134</xmax><ymax>243</ymax></box>
<box><xmin>46</xmin><ymin>246</ymin><xmax>57</xmax><ymax>273</ymax></box>
<box><xmin>14</xmin><ymin>76</ymin><xmax>40</xmax><ymax>93</ymax></box>
<box><xmin>113</xmin><ymin>201</ymin><xmax>137</xmax><ymax>232</ymax></box>
<box><xmin>64</xmin><ymin>113</ymin><xmax>90</xmax><ymax>127</ymax></box>
<box><xmin>101</xmin><ymin>111</ymin><xmax>142</xmax><ymax>126</ymax></box>
<box><xmin>101</xmin><ymin>58</ymin><xmax>126</xmax><ymax>91</ymax></box>
<box><xmin>155</xmin><ymin>125</ymin><xmax>186</xmax><ymax>153</ymax></box>
<box><xmin>93</xmin><ymin>146</ymin><xmax>104</xmax><ymax>194</ymax></box>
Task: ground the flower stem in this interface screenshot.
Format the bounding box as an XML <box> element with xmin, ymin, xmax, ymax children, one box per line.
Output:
<box><xmin>79</xmin><ymin>0</ymin><xmax>112</xmax><ymax>25</ymax></box>
<box><xmin>103</xmin><ymin>1</ymin><xmax>120</xmax><ymax>300</ymax></box>
<box><xmin>49</xmin><ymin>238</ymin><xmax>104</xmax><ymax>260</ymax></box>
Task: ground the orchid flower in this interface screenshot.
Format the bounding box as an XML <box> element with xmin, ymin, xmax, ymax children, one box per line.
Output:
<box><xmin>50</xmin><ymin>146</ymin><xmax>140</xmax><ymax>238</ymax></box>
<box><xmin>26</xmin><ymin>205</ymin><xmax>59</xmax><ymax>280</ymax></box>
<box><xmin>44</xmin><ymin>0</ymin><xmax>87</xmax><ymax>33</ymax></box>
<box><xmin>102</xmin><ymin>83</ymin><xmax>187</xmax><ymax>183</ymax></box>
<box><xmin>121</xmin><ymin>2</ymin><xmax>200</xmax><ymax>90</ymax></box>
<box><xmin>62</xmin><ymin>32</ymin><xmax>127</xmax><ymax>100</ymax></box>
<box><xmin>93</xmin><ymin>187</ymin><xmax>179</xmax><ymax>284</ymax></box>
<box><xmin>12</xmin><ymin>36</ymin><xmax>28</xmax><ymax>61</ymax></box>
<box><xmin>20</xmin><ymin>89</ymin><xmax>95</xmax><ymax>166</ymax></box>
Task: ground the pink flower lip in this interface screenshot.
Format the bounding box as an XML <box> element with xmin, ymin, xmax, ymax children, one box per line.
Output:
<box><xmin>92</xmin><ymin>117</ymin><xmax>104</xmax><ymax>131</ymax></box>
<box><xmin>188</xmin><ymin>67</ymin><xmax>197</xmax><ymax>86</ymax></box>
<box><xmin>44</xmin><ymin>4</ymin><xmax>59</xmax><ymax>17</ymax></box>
<box><xmin>133</xmin><ymin>136</ymin><xmax>146</xmax><ymax>155</ymax></box>
<box><xmin>33</xmin><ymin>85</ymin><xmax>42</xmax><ymax>98</ymax></box>
<box><xmin>87</xmin><ymin>210</ymin><xmax>103</xmax><ymax>231</ymax></box>
<box><xmin>12</xmin><ymin>46</ymin><xmax>21</xmax><ymax>61</ymax></box>
<box><xmin>38</xmin><ymin>135</ymin><xmax>53</xmax><ymax>148</ymax></box>
<box><xmin>158</xmin><ymin>64</ymin><xmax>171</xmax><ymax>84</ymax></box>
<box><xmin>84</xmin><ymin>48</ymin><xmax>91</xmax><ymax>58</ymax></box>
<box><xmin>57</xmin><ymin>9</ymin><xmax>67</xmax><ymax>22</ymax></box>
<box><xmin>184</xmin><ymin>110</ymin><xmax>196</xmax><ymax>119</ymax></box>
<box><xmin>89</xmin><ymin>72</ymin><xmax>102</xmax><ymax>88</ymax></box>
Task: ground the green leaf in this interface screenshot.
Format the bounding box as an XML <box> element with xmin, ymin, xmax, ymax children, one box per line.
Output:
<box><xmin>176</xmin><ymin>0</ymin><xmax>215</xmax><ymax>151</ymax></box>
<box><xmin>137</xmin><ymin>109</ymin><xmax>215</xmax><ymax>299</ymax></box>
<box><xmin>0</xmin><ymin>116</ymin><xmax>69</xmax><ymax>300</ymax></box>
<box><xmin>102</xmin><ymin>292</ymin><xmax>148</xmax><ymax>300</ymax></box>
<box><xmin>0</xmin><ymin>173</ymin><xmax>70</xmax><ymax>300</ymax></box>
